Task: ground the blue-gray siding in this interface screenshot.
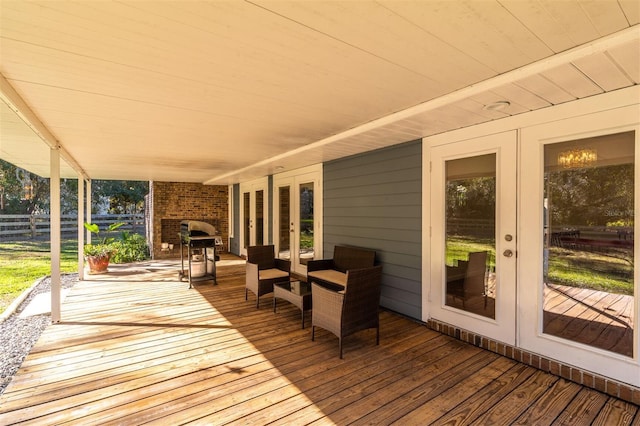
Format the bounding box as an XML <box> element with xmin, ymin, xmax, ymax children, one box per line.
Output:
<box><xmin>322</xmin><ymin>140</ymin><xmax>422</xmax><ymax>319</ymax></box>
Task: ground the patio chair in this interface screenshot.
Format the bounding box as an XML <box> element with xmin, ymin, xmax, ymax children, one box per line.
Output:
<box><xmin>307</xmin><ymin>245</ymin><xmax>376</xmax><ymax>291</ymax></box>
<box><xmin>311</xmin><ymin>265</ymin><xmax>383</xmax><ymax>358</ymax></box>
<box><xmin>245</xmin><ymin>245</ymin><xmax>291</xmax><ymax>308</ymax></box>
<box><xmin>449</xmin><ymin>251</ymin><xmax>488</xmax><ymax>308</ymax></box>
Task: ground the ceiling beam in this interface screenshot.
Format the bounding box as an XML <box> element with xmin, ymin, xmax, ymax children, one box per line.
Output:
<box><xmin>0</xmin><ymin>72</ymin><xmax>89</xmax><ymax>180</ymax></box>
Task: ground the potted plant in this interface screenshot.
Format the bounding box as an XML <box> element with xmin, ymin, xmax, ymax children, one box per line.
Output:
<box><xmin>83</xmin><ymin>221</ymin><xmax>125</xmax><ymax>273</ymax></box>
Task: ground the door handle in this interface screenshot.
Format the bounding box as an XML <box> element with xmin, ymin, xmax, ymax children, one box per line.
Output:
<box><xmin>503</xmin><ymin>249</ymin><xmax>514</xmax><ymax>258</ymax></box>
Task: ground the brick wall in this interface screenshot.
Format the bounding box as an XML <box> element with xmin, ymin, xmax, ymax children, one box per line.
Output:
<box><xmin>151</xmin><ymin>181</ymin><xmax>228</xmax><ymax>259</ymax></box>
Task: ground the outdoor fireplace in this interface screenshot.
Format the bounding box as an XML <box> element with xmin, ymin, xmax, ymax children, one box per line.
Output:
<box><xmin>149</xmin><ymin>182</ymin><xmax>229</xmax><ymax>260</ymax></box>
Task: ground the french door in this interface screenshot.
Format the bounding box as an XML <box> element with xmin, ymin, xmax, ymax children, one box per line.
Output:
<box><xmin>520</xmin><ymin>108</ymin><xmax>639</xmax><ymax>386</ymax></box>
<box><xmin>274</xmin><ymin>165</ymin><xmax>322</xmax><ymax>275</ymax></box>
<box><xmin>239</xmin><ymin>177</ymin><xmax>268</xmax><ymax>257</ymax></box>
<box><xmin>430</xmin><ymin>131</ymin><xmax>517</xmax><ymax>345</ymax></box>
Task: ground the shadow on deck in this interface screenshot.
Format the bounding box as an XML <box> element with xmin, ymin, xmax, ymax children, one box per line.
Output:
<box><xmin>0</xmin><ymin>255</ymin><xmax>637</xmax><ymax>424</ymax></box>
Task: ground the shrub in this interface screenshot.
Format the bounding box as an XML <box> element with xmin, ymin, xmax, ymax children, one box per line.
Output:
<box><xmin>110</xmin><ymin>232</ymin><xmax>150</xmax><ymax>263</ymax></box>
<box><xmin>83</xmin><ymin>221</ymin><xmax>124</xmax><ymax>259</ymax></box>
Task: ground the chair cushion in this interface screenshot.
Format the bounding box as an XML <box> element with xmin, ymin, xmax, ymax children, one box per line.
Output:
<box><xmin>308</xmin><ymin>269</ymin><xmax>347</xmax><ymax>287</ymax></box>
<box><xmin>259</xmin><ymin>268</ymin><xmax>289</xmax><ymax>280</ymax></box>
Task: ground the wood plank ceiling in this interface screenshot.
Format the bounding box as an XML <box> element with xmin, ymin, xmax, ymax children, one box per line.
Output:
<box><xmin>0</xmin><ymin>1</ymin><xmax>639</xmax><ymax>184</ymax></box>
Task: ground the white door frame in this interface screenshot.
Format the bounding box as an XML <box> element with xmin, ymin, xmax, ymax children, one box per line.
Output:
<box><xmin>429</xmin><ymin>130</ymin><xmax>518</xmax><ymax>345</ymax></box>
<box><xmin>519</xmin><ymin>105</ymin><xmax>640</xmax><ymax>386</ymax></box>
<box><xmin>239</xmin><ymin>177</ymin><xmax>268</xmax><ymax>257</ymax></box>
<box><xmin>273</xmin><ymin>164</ymin><xmax>323</xmax><ymax>276</ymax></box>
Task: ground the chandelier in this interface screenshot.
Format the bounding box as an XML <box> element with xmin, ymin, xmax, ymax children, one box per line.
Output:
<box><xmin>557</xmin><ymin>148</ymin><xmax>597</xmax><ymax>169</ymax></box>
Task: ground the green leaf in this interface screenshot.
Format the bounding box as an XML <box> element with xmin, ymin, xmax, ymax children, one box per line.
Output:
<box><xmin>84</xmin><ymin>222</ymin><xmax>100</xmax><ymax>234</ymax></box>
<box><xmin>108</xmin><ymin>222</ymin><xmax>125</xmax><ymax>232</ymax></box>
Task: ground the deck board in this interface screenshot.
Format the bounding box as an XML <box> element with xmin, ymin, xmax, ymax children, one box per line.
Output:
<box><xmin>0</xmin><ymin>256</ymin><xmax>638</xmax><ymax>425</ymax></box>
<box><xmin>552</xmin><ymin>387</ymin><xmax>612</xmax><ymax>425</ymax></box>
<box><xmin>544</xmin><ymin>283</ymin><xmax>634</xmax><ymax>357</ymax></box>
<box><xmin>514</xmin><ymin>377</ymin><xmax>583</xmax><ymax>424</ymax></box>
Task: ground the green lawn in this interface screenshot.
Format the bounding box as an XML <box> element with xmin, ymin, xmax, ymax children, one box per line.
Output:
<box><xmin>0</xmin><ymin>240</ymin><xmax>78</xmax><ymax>315</ymax></box>
<box><xmin>447</xmin><ymin>235</ymin><xmax>634</xmax><ymax>296</ymax></box>
<box><xmin>547</xmin><ymin>247</ymin><xmax>633</xmax><ymax>295</ymax></box>
<box><xmin>446</xmin><ymin>236</ymin><xmax>496</xmax><ymax>270</ymax></box>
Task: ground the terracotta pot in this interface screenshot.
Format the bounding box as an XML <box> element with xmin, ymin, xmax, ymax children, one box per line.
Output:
<box><xmin>86</xmin><ymin>254</ymin><xmax>110</xmax><ymax>274</ymax></box>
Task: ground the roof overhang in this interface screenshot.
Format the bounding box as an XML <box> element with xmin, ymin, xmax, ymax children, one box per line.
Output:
<box><xmin>1</xmin><ymin>1</ymin><xmax>638</xmax><ymax>184</ymax></box>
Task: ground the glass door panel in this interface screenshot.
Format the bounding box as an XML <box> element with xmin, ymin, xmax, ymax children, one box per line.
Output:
<box><xmin>445</xmin><ymin>154</ymin><xmax>496</xmax><ymax>319</ymax></box>
<box><xmin>243</xmin><ymin>191</ymin><xmax>250</xmax><ymax>250</ymax></box>
<box><xmin>255</xmin><ymin>190</ymin><xmax>264</xmax><ymax>246</ymax></box>
<box><xmin>278</xmin><ymin>186</ymin><xmax>291</xmax><ymax>260</ymax></box>
<box><xmin>299</xmin><ymin>182</ymin><xmax>315</xmax><ymax>265</ymax></box>
<box><xmin>543</xmin><ymin>132</ymin><xmax>634</xmax><ymax>357</ymax></box>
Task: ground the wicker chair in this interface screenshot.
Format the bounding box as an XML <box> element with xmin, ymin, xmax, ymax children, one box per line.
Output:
<box><xmin>311</xmin><ymin>265</ymin><xmax>383</xmax><ymax>358</ymax></box>
<box><xmin>307</xmin><ymin>245</ymin><xmax>376</xmax><ymax>291</ymax></box>
<box><xmin>449</xmin><ymin>251</ymin><xmax>488</xmax><ymax>308</ymax></box>
<box><xmin>245</xmin><ymin>245</ymin><xmax>291</xmax><ymax>308</ymax></box>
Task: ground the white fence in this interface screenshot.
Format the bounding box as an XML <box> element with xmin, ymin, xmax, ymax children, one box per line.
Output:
<box><xmin>0</xmin><ymin>213</ymin><xmax>145</xmax><ymax>240</ymax></box>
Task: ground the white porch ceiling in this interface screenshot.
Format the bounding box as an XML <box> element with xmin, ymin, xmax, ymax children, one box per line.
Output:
<box><xmin>1</xmin><ymin>1</ymin><xmax>639</xmax><ymax>184</ymax></box>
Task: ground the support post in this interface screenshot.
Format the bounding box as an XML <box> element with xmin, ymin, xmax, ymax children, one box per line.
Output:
<box><xmin>50</xmin><ymin>148</ymin><xmax>61</xmax><ymax>323</ymax></box>
<box><xmin>86</xmin><ymin>179</ymin><xmax>92</xmax><ymax>245</ymax></box>
<box><xmin>78</xmin><ymin>176</ymin><xmax>85</xmax><ymax>281</ymax></box>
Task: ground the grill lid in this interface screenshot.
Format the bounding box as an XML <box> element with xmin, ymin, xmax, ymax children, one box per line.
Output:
<box><xmin>180</xmin><ymin>220</ymin><xmax>216</xmax><ymax>237</ymax></box>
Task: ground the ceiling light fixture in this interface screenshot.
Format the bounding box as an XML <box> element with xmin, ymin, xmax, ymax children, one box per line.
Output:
<box><xmin>558</xmin><ymin>148</ymin><xmax>598</xmax><ymax>169</ymax></box>
<box><xmin>483</xmin><ymin>101</ymin><xmax>511</xmax><ymax>111</ymax></box>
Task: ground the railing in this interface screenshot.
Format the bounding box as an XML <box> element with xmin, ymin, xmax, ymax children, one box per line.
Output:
<box><xmin>0</xmin><ymin>213</ymin><xmax>145</xmax><ymax>240</ymax></box>
<box><xmin>446</xmin><ymin>217</ymin><xmax>495</xmax><ymax>237</ymax></box>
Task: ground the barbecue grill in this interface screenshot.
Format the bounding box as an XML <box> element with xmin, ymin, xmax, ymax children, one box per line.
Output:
<box><xmin>178</xmin><ymin>220</ymin><xmax>222</xmax><ymax>288</ymax></box>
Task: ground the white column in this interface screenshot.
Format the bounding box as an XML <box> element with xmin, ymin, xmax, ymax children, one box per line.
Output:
<box><xmin>86</xmin><ymin>179</ymin><xmax>92</xmax><ymax>245</ymax></box>
<box><xmin>50</xmin><ymin>148</ymin><xmax>61</xmax><ymax>323</ymax></box>
<box><xmin>78</xmin><ymin>176</ymin><xmax>85</xmax><ymax>280</ymax></box>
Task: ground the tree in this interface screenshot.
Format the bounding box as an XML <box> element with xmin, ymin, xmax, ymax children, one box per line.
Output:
<box><xmin>546</xmin><ymin>163</ymin><xmax>633</xmax><ymax>227</ymax></box>
<box><xmin>1</xmin><ymin>160</ymin><xmax>148</xmax><ymax>215</ymax></box>
<box><xmin>0</xmin><ymin>159</ymin><xmax>89</xmax><ymax>215</ymax></box>
<box><xmin>60</xmin><ymin>179</ymin><xmax>78</xmax><ymax>215</ymax></box>
<box><xmin>446</xmin><ymin>176</ymin><xmax>496</xmax><ymax>220</ymax></box>
<box><xmin>0</xmin><ymin>159</ymin><xmax>49</xmax><ymax>214</ymax></box>
<box><xmin>91</xmin><ymin>180</ymin><xmax>148</xmax><ymax>214</ymax></box>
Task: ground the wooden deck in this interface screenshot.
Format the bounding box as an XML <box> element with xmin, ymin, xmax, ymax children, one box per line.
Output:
<box><xmin>1</xmin><ymin>255</ymin><xmax>638</xmax><ymax>425</ymax></box>
<box><xmin>544</xmin><ymin>283</ymin><xmax>634</xmax><ymax>357</ymax></box>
